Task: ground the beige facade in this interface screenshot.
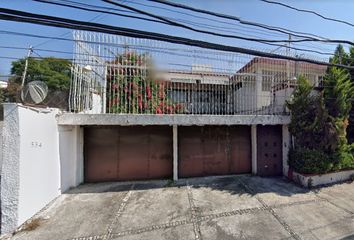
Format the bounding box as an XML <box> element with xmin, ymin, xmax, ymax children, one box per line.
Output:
<box><xmin>233</xmin><ymin>57</ymin><xmax>327</xmax><ymax>113</ymax></box>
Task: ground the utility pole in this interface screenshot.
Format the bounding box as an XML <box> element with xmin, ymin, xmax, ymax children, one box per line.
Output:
<box><xmin>286</xmin><ymin>34</ymin><xmax>291</xmax><ymax>57</ymax></box>
<box><xmin>21</xmin><ymin>45</ymin><xmax>33</xmax><ymax>88</ymax></box>
<box><xmin>286</xmin><ymin>34</ymin><xmax>291</xmax><ymax>80</ymax></box>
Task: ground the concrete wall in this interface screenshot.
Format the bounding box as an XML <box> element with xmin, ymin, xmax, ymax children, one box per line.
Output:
<box><xmin>292</xmin><ymin>170</ymin><xmax>354</xmax><ymax>188</ymax></box>
<box><xmin>1</xmin><ymin>103</ymin><xmax>290</xmax><ymax>234</ymax></box>
<box><xmin>59</xmin><ymin>125</ymin><xmax>84</xmax><ymax>192</ymax></box>
<box><xmin>1</xmin><ymin>104</ymin><xmax>83</xmax><ymax>234</ymax></box>
<box><xmin>17</xmin><ymin>105</ymin><xmax>61</xmax><ymax>227</ymax></box>
<box><xmin>1</xmin><ymin>104</ymin><xmax>20</xmax><ymax>234</ymax></box>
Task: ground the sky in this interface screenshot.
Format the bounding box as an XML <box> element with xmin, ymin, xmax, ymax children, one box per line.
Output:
<box><xmin>0</xmin><ymin>0</ymin><xmax>354</xmax><ymax>75</ymax></box>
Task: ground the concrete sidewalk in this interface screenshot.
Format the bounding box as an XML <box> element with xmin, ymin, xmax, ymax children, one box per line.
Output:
<box><xmin>3</xmin><ymin>176</ymin><xmax>354</xmax><ymax>240</ymax></box>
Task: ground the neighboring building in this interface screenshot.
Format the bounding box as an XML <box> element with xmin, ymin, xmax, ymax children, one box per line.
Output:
<box><xmin>234</xmin><ymin>57</ymin><xmax>327</xmax><ymax>114</ymax></box>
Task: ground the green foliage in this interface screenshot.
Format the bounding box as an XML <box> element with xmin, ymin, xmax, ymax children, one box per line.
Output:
<box><xmin>324</xmin><ymin>67</ymin><xmax>354</xmax><ymax>119</ymax></box>
<box><xmin>329</xmin><ymin>44</ymin><xmax>350</xmax><ymax>66</ymax></box>
<box><xmin>287</xmin><ymin>74</ymin><xmax>354</xmax><ymax>174</ymax></box>
<box><xmin>333</xmin><ymin>143</ymin><xmax>354</xmax><ymax>170</ymax></box>
<box><xmin>288</xmin><ymin>148</ymin><xmax>333</xmax><ymax>174</ymax></box>
<box><xmin>329</xmin><ymin>45</ymin><xmax>354</xmax><ymax>143</ymax></box>
<box><xmin>286</xmin><ymin>76</ymin><xmax>338</xmax><ymax>152</ymax></box>
<box><xmin>10</xmin><ymin>57</ymin><xmax>71</xmax><ymax>90</ymax></box>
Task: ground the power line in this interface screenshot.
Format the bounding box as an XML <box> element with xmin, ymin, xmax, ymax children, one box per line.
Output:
<box><xmin>122</xmin><ymin>0</ymin><xmax>287</xmax><ymax>38</ymax></box>
<box><xmin>33</xmin><ymin>0</ymin><xmax>168</xmax><ymax>27</ymax></box>
<box><xmin>260</xmin><ymin>0</ymin><xmax>354</xmax><ymax>28</ymax></box>
<box><xmin>134</xmin><ymin>0</ymin><xmax>354</xmax><ymax>46</ymax></box>
<box><xmin>0</xmin><ymin>37</ymin><xmax>333</xmax><ymax>59</ymax></box>
<box><xmin>31</xmin><ymin>0</ymin><xmax>352</xmax><ymax>48</ymax></box>
<box><xmin>36</xmin><ymin>0</ymin><xmax>283</xmax><ymax>39</ymax></box>
<box><xmin>125</xmin><ymin>0</ymin><xmax>287</xmax><ymax>37</ymax></box>
<box><xmin>146</xmin><ymin>0</ymin><xmax>333</xmax><ymax>41</ymax></box>
<box><xmin>0</xmin><ymin>56</ymin><xmax>70</xmax><ymax>61</ymax></box>
<box><xmin>31</xmin><ymin>0</ymin><xmax>334</xmax><ymax>55</ymax></box>
<box><xmin>33</xmin><ymin>0</ymin><xmax>128</xmax><ymax>47</ymax></box>
<box><xmin>0</xmin><ymin>44</ymin><xmax>333</xmax><ymax>66</ymax></box>
<box><xmin>35</xmin><ymin>0</ymin><xmax>310</xmax><ymax>45</ymax></box>
<box><xmin>0</xmin><ymin>8</ymin><xmax>350</xmax><ymax>69</ymax></box>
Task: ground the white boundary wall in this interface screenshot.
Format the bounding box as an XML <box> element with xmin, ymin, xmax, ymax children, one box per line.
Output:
<box><xmin>291</xmin><ymin>170</ymin><xmax>354</xmax><ymax>188</ymax></box>
<box><xmin>1</xmin><ymin>104</ymin><xmax>83</xmax><ymax>234</ymax></box>
<box><xmin>0</xmin><ymin>103</ymin><xmax>289</xmax><ymax>234</ymax></box>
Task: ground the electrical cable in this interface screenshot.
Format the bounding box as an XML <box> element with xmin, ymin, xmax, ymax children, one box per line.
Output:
<box><xmin>260</xmin><ymin>0</ymin><xmax>354</xmax><ymax>28</ymax></box>
<box><xmin>30</xmin><ymin>0</ymin><xmax>349</xmax><ymax>53</ymax></box>
<box><xmin>31</xmin><ymin>0</ymin><xmax>335</xmax><ymax>55</ymax></box>
<box><xmin>0</xmin><ymin>8</ymin><xmax>351</xmax><ymax>69</ymax></box>
<box><xmin>146</xmin><ymin>0</ymin><xmax>333</xmax><ymax>40</ymax></box>
<box><xmin>34</xmin><ymin>0</ymin><xmax>313</xmax><ymax>44</ymax></box>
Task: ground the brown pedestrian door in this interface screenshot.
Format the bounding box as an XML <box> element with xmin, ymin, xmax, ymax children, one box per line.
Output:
<box><xmin>178</xmin><ymin>126</ymin><xmax>251</xmax><ymax>178</ymax></box>
<box><xmin>257</xmin><ymin>125</ymin><xmax>283</xmax><ymax>177</ymax></box>
<box><xmin>84</xmin><ymin>126</ymin><xmax>173</xmax><ymax>182</ymax></box>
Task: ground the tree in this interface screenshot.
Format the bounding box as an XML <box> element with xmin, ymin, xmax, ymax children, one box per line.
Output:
<box><xmin>329</xmin><ymin>44</ymin><xmax>349</xmax><ymax>66</ymax></box>
<box><xmin>287</xmin><ymin>76</ymin><xmax>338</xmax><ymax>152</ymax></box>
<box><xmin>324</xmin><ymin>67</ymin><xmax>354</xmax><ymax>119</ymax></box>
<box><xmin>286</xmin><ymin>76</ymin><xmax>338</xmax><ymax>174</ymax></box>
<box><xmin>329</xmin><ymin>45</ymin><xmax>354</xmax><ymax>142</ymax></box>
<box><xmin>10</xmin><ymin>57</ymin><xmax>71</xmax><ymax>90</ymax></box>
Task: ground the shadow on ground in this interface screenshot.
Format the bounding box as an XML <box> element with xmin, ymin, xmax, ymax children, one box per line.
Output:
<box><xmin>66</xmin><ymin>175</ymin><xmax>313</xmax><ymax>198</ymax></box>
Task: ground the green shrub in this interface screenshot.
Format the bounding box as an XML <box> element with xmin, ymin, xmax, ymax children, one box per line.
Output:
<box><xmin>288</xmin><ymin>148</ymin><xmax>333</xmax><ymax>174</ymax></box>
<box><xmin>334</xmin><ymin>143</ymin><xmax>354</xmax><ymax>170</ymax></box>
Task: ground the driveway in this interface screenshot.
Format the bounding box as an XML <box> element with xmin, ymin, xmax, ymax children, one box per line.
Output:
<box><xmin>5</xmin><ymin>176</ymin><xmax>354</xmax><ymax>240</ymax></box>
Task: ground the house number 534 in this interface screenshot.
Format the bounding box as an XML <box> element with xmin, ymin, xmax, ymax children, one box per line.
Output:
<box><xmin>31</xmin><ymin>142</ymin><xmax>42</xmax><ymax>148</ymax></box>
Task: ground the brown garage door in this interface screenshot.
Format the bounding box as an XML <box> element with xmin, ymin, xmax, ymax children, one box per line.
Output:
<box><xmin>84</xmin><ymin>126</ymin><xmax>172</xmax><ymax>182</ymax></box>
<box><xmin>178</xmin><ymin>126</ymin><xmax>251</xmax><ymax>178</ymax></box>
<box><xmin>257</xmin><ymin>125</ymin><xmax>283</xmax><ymax>177</ymax></box>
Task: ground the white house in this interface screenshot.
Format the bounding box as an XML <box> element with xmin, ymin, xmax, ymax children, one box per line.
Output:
<box><xmin>0</xmin><ymin>31</ymin><xmax>328</xmax><ymax>234</ymax></box>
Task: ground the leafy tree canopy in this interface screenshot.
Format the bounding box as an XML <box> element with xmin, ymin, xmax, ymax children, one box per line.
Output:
<box><xmin>10</xmin><ymin>57</ymin><xmax>71</xmax><ymax>90</ymax></box>
<box><xmin>330</xmin><ymin>44</ymin><xmax>349</xmax><ymax>65</ymax></box>
<box><xmin>324</xmin><ymin>67</ymin><xmax>354</xmax><ymax>119</ymax></box>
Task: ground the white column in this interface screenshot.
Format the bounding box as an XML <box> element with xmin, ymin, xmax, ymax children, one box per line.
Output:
<box><xmin>251</xmin><ymin>125</ymin><xmax>257</xmax><ymax>175</ymax></box>
<box><xmin>173</xmin><ymin>125</ymin><xmax>178</xmax><ymax>181</ymax></box>
<box><xmin>282</xmin><ymin>125</ymin><xmax>290</xmax><ymax>177</ymax></box>
<box><xmin>58</xmin><ymin>125</ymin><xmax>84</xmax><ymax>192</ymax></box>
<box><xmin>76</xmin><ymin>126</ymin><xmax>84</xmax><ymax>185</ymax></box>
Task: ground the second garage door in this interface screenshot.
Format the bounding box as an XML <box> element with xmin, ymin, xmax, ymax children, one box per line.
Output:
<box><xmin>84</xmin><ymin>126</ymin><xmax>173</xmax><ymax>182</ymax></box>
<box><xmin>178</xmin><ymin>126</ymin><xmax>251</xmax><ymax>178</ymax></box>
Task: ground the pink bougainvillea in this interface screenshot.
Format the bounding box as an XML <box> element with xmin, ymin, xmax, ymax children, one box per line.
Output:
<box><xmin>106</xmin><ymin>51</ymin><xmax>184</xmax><ymax>114</ymax></box>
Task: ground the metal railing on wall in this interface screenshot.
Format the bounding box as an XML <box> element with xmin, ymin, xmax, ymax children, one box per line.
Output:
<box><xmin>69</xmin><ymin>31</ymin><xmax>328</xmax><ymax>115</ymax></box>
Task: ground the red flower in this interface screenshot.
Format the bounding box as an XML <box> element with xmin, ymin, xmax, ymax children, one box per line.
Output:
<box><xmin>112</xmin><ymin>84</ymin><xmax>118</xmax><ymax>90</ymax></box>
<box><xmin>156</xmin><ymin>107</ymin><xmax>162</xmax><ymax>114</ymax></box>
